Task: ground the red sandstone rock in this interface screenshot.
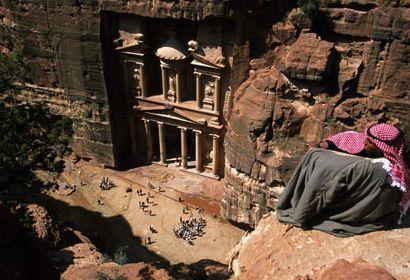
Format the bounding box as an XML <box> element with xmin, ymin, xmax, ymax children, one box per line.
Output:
<box><xmin>51</xmin><ymin>243</ymin><xmax>104</xmax><ymax>272</ymax></box>
<box><xmin>288</xmin><ymin>8</ymin><xmax>312</xmax><ymax>30</ymax></box>
<box><xmin>296</xmin><ymin>258</ymin><xmax>395</xmax><ymax>280</ymax></box>
<box><xmin>62</xmin><ymin>262</ymin><xmax>172</xmax><ymax>280</ymax></box>
<box><xmin>323</xmin><ymin>6</ymin><xmax>409</xmax><ymax>40</ymax></box>
<box><xmin>280</xmin><ymin>32</ymin><xmax>335</xmax><ymax>81</ymax></box>
<box><xmin>25</xmin><ymin>203</ymin><xmax>61</xmax><ymax>248</ymax></box>
<box><xmin>229</xmin><ymin>214</ymin><xmax>410</xmax><ymax>280</ymax></box>
<box><xmin>268</xmin><ymin>21</ymin><xmax>298</xmax><ymax>46</ymax></box>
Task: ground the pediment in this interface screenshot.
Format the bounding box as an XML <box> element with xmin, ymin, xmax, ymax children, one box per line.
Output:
<box><xmin>116</xmin><ymin>44</ymin><xmax>148</xmax><ymax>56</ymax></box>
<box><xmin>191</xmin><ymin>53</ymin><xmax>225</xmax><ymax>70</ymax></box>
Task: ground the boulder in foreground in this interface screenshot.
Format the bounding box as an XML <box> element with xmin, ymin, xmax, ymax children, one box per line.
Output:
<box><xmin>229</xmin><ymin>213</ymin><xmax>410</xmax><ymax>279</ymax></box>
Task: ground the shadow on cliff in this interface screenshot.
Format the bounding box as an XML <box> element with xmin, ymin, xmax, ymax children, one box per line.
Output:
<box><xmin>9</xmin><ymin>187</ymin><xmax>230</xmax><ymax>279</ymax></box>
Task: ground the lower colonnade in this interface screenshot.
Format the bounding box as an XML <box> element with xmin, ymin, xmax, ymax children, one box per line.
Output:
<box><xmin>142</xmin><ymin>118</ymin><xmax>220</xmax><ymax>177</ymax></box>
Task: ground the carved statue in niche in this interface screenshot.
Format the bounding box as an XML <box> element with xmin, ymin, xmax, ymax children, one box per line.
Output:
<box><xmin>132</xmin><ymin>66</ymin><xmax>141</xmax><ymax>96</ymax></box>
<box><xmin>204</xmin><ymin>81</ymin><xmax>215</xmax><ymax>99</ymax></box>
<box><xmin>126</xmin><ymin>63</ymin><xmax>141</xmax><ymax>96</ymax></box>
<box><xmin>168</xmin><ymin>74</ymin><xmax>176</xmax><ymax>96</ymax></box>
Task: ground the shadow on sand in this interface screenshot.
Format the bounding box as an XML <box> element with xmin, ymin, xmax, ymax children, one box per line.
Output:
<box><xmin>8</xmin><ymin>186</ymin><xmax>230</xmax><ymax>280</ymax></box>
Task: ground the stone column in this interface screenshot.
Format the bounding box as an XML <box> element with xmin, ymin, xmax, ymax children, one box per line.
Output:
<box><xmin>175</xmin><ymin>71</ymin><xmax>181</xmax><ymax>103</ymax></box>
<box><xmin>195</xmin><ymin>72</ymin><xmax>202</xmax><ymax>109</ymax></box>
<box><xmin>179</xmin><ymin>127</ymin><xmax>188</xmax><ymax>169</ymax></box>
<box><xmin>194</xmin><ymin>130</ymin><xmax>203</xmax><ymax>172</ymax></box>
<box><xmin>157</xmin><ymin>122</ymin><xmax>167</xmax><ymax>164</ymax></box>
<box><xmin>213</xmin><ymin>76</ymin><xmax>221</xmax><ymax>113</ymax></box>
<box><xmin>143</xmin><ymin>119</ymin><xmax>152</xmax><ymax>163</ymax></box>
<box><xmin>139</xmin><ymin>63</ymin><xmax>146</xmax><ymax>98</ymax></box>
<box><xmin>160</xmin><ymin>65</ymin><xmax>167</xmax><ymax>100</ymax></box>
<box><xmin>211</xmin><ymin>134</ymin><xmax>220</xmax><ymax>176</ymax></box>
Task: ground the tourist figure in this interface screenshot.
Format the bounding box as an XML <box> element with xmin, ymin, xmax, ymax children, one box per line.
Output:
<box><xmin>149</xmin><ymin>225</ymin><xmax>157</xmax><ymax>233</ymax></box>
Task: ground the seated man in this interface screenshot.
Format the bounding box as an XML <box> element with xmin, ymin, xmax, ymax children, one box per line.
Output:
<box><xmin>276</xmin><ymin>123</ymin><xmax>409</xmax><ymax>237</ymax></box>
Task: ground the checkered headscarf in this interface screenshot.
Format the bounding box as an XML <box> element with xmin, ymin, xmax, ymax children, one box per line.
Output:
<box><xmin>327</xmin><ymin>131</ymin><xmax>367</xmax><ymax>155</ymax></box>
<box><xmin>327</xmin><ymin>124</ymin><xmax>409</xmax><ymax>215</ymax></box>
<box><xmin>365</xmin><ymin>124</ymin><xmax>409</xmax><ymax>214</ymax></box>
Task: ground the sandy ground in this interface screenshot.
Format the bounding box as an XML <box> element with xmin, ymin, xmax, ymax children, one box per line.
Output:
<box><xmin>34</xmin><ymin>159</ymin><xmax>244</xmax><ymax>265</ymax></box>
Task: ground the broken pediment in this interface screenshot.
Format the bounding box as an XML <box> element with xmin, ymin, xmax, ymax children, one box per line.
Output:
<box><xmin>114</xmin><ymin>32</ymin><xmax>148</xmax><ymax>54</ymax></box>
<box><xmin>188</xmin><ymin>40</ymin><xmax>225</xmax><ymax>69</ymax></box>
<box><xmin>114</xmin><ymin>15</ymin><xmax>146</xmax><ymax>51</ymax></box>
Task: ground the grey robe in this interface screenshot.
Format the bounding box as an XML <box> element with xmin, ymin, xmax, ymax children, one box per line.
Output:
<box><xmin>276</xmin><ymin>148</ymin><xmax>402</xmax><ymax>237</ymax></box>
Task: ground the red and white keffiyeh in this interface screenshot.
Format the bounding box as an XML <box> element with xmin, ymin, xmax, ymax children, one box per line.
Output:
<box><xmin>326</xmin><ymin>124</ymin><xmax>409</xmax><ymax>216</ymax></box>
<box><xmin>327</xmin><ymin>131</ymin><xmax>367</xmax><ymax>155</ymax></box>
<box><xmin>365</xmin><ymin>124</ymin><xmax>409</xmax><ymax>214</ymax></box>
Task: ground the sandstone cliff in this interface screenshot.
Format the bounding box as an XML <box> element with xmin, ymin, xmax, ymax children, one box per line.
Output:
<box><xmin>1</xmin><ymin>0</ymin><xmax>409</xmax><ymax>226</ymax></box>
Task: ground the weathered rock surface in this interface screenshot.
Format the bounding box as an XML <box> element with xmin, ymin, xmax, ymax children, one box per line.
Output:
<box><xmin>51</xmin><ymin>242</ymin><xmax>104</xmax><ymax>272</ymax></box>
<box><xmin>296</xmin><ymin>258</ymin><xmax>395</xmax><ymax>280</ymax></box>
<box><xmin>62</xmin><ymin>262</ymin><xmax>172</xmax><ymax>280</ymax></box>
<box><xmin>279</xmin><ymin>31</ymin><xmax>335</xmax><ymax>81</ymax></box>
<box><xmin>25</xmin><ymin>203</ymin><xmax>62</xmax><ymax>250</ymax></box>
<box><xmin>229</xmin><ymin>214</ymin><xmax>410</xmax><ymax>280</ymax></box>
<box><xmin>0</xmin><ymin>1</ymin><xmax>114</xmax><ymax>165</ymax></box>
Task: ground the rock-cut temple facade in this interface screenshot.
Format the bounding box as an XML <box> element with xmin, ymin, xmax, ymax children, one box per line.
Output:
<box><xmin>109</xmin><ymin>15</ymin><xmax>230</xmax><ymax>178</ymax></box>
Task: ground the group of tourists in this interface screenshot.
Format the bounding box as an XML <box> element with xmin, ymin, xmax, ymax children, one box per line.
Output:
<box><xmin>99</xmin><ymin>176</ymin><xmax>115</xmax><ymax>190</ymax></box>
<box><xmin>173</xmin><ymin>215</ymin><xmax>207</xmax><ymax>245</ymax></box>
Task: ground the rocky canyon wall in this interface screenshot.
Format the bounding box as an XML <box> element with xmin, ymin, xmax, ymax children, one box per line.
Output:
<box><xmin>222</xmin><ymin>0</ymin><xmax>410</xmax><ymax>226</ymax></box>
<box><xmin>1</xmin><ymin>1</ymin><xmax>409</xmax><ymax>227</ymax></box>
